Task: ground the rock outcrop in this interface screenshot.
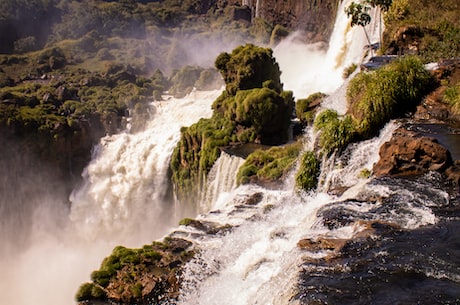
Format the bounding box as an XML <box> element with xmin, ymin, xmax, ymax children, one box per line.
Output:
<box><xmin>229</xmin><ymin>0</ymin><xmax>340</xmax><ymax>42</ymax></box>
<box><xmin>373</xmin><ymin>127</ymin><xmax>453</xmax><ymax>177</ymax></box>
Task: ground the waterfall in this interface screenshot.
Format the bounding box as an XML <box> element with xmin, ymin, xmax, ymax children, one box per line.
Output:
<box><xmin>69</xmin><ymin>89</ymin><xmax>222</xmax><ymax>244</ymax></box>
<box><xmin>200</xmin><ymin>151</ymin><xmax>246</xmax><ymax>212</ymax></box>
<box><xmin>274</xmin><ymin>0</ymin><xmax>381</xmax><ymax>101</ymax></box>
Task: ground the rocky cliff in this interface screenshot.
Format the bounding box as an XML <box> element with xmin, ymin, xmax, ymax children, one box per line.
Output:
<box><xmin>230</xmin><ymin>0</ymin><xmax>340</xmax><ymax>42</ymax></box>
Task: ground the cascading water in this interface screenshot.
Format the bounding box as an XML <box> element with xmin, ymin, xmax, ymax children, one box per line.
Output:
<box><xmin>176</xmin><ymin>120</ymin><xmax>446</xmax><ymax>304</ymax></box>
<box><xmin>200</xmin><ymin>151</ymin><xmax>246</xmax><ymax>212</ymax></box>
<box><xmin>274</xmin><ymin>0</ymin><xmax>380</xmax><ymax>101</ymax></box>
<box><xmin>0</xmin><ymin>89</ymin><xmax>222</xmax><ymax>305</ymax></box>
<box><xmin>70</xmin><ymin>89</ymin><xmax>222</xmax><ymax>245</ymax></box>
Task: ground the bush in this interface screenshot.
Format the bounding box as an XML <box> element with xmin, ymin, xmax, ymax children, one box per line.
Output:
<box><xmin>314</xmin><ymin>109</ymin><xmax>356</xmax><ymax>155</ymax></box>
<box><xmin>347</xmin><ymin>56</ymin><xmax>432</xmax><ymax>137</ymax></box>
<box><xmin>295</xmin><ymin>151</ymin><xmax>320</xmax><ymax>191</ymax></box>
<box><xmin>343</xmin><ymin>63</ymin><xmax>358</xmax><ymax>79</ymax></box>
<box><xmin>443</xmin><ymin>81</ymin><xmax>460</xmax><ymax>115</ymax></box>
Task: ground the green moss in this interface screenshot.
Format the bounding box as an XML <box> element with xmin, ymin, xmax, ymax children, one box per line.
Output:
<box><xmin>171</xmin><ymin>45</ymin><xmax>293</xmax><ymax>201</ymax></box>
<box><xmin>237</xmin><ymin>142</ymin><xmax>302</xmax><ymax>185</ymax></box>
<box><xmin>443</xmin><ymin>81</ymin><xmax>460</xmax><ymax>115</ymax></box>
<box><xmin>343</xmin><ymin>63</ymin><xmax>358</xmax><ymax>79</ymax></box>
<box><xmin>179</xmin><ymin>218</ymin><xmax>194</xmax><ymax>226</ymax></box>
<box><xmin>215</xmin><ymin>44</ymin><xmax>283</xmax><ymax>95</ymax></box>
<box><xmin>358</xmin><ymin>168</ymin><xmax>371</xmax><ymax>178</ymax></box>
<box><xmin>295</xmin><ymin>151</ymin><xmax>320</xmax><ymax>191</ymax></box>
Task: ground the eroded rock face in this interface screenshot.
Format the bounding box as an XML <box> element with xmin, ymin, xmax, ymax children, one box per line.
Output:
<box><xmin>373</xmin><ymin>127</ymin><xmax>453</xmax><ymax>177</ymax></box>
<box><xmin>225</xmin><ymin>0</ymin><xmax>340</xmax><ymax>42</ymax></box>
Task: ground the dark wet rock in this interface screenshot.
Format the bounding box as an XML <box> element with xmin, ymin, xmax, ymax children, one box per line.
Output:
<box><xmin>295</xmin><ymin>221</ymin><xmax>460</xmax><ymax>305</ymax></box>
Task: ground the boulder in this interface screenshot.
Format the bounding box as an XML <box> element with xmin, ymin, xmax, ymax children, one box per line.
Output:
<box><xmin>373</xmin><ymin>127</ymin><xmax>453</xmax><ymax>177</ymax></box>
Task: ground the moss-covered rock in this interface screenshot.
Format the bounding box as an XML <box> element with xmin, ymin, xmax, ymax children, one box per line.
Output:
<box><xmin>296</xmin><ymin>92</ymin><xmax>326</xmax><ymax>125</ymax></box>
<box><xmin>76</xmin><ymin>237</ymin><xmax>194</xmax><ymax>304</ymax></box>
<box><xmin>170</xmin><ymin>44</ymin><xmax>294</xmax><ymax>201</ymax></box>
<box><xmin>314</xmin><ymin>109</ymin><xmax>356</xmax><ymax>156</ymax></box>
<box><xmin>215</xmin><ymin>44</ymin><xmax>283</xmax><ymax>95</ymax></box>
<box><xmin>237</xmin><ymin>142</ymin><xmax>301</xmax><ymax>186</ymax></box>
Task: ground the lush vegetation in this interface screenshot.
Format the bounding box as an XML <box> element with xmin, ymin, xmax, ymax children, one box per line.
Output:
<box><xmin>314</xmin><ymin>109</ymin><xmax>356</xmax><ymax>155</ymax></box>
<box><xmin>76</xmin><ymin>238</ymin><xmax>194</xmax><ymax>303</ymax></box>
<box><xmin>382</xmin><ymin>0</ymin><xmax>459</xmax><ymax>62</ymax></box>
<box><xmin>295</xmin><ymin>151</ymin><xmax>321</xmax><ymax>191</ymax></box>
<box><xmin>443</xmin><ymin>81</ymin><xmax>460</xmax><ymax>115</ymax></box>
<box><xmin>236</xmin><ymin>142</ymin><xmax>302</xmax><ymax>185</ymax></box>
<box><xmin>347</xmin><ymin>56</ymin><xmax>433</xmax><ymax>137</ymax></box>
<box><xmin>170</xmin><ymin>44</ymin><xmax>295</xmax><ymax>201</ymax></box>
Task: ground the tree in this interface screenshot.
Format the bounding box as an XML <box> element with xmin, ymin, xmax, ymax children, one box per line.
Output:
<box><xmin>345</xmin><ymin>2</ymin><xmax>372</xmax><ymax>52</ymax></box>
<box><xmin>346</xmin><ymin>0</ymin><xmax>393</xmax><ymax>54</ymax></box>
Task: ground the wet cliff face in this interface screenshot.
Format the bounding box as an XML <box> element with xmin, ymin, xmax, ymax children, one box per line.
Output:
<box><xmin>228</xmin><ymin>0</ymin><xmax>340</xmax><ymax>42</ymax></box>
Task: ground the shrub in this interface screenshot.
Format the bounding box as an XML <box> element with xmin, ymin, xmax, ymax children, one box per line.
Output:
<box><xmin>443</xmin><ymin>81</ymin><xmax>460</xmax><ymax>115</ymax></box>
<box><xmin>343</xmin><ymin>63</ymin><xmax>358</xmax><ymax>79</ymax></box>
<box><xmin>76</xmin><ymin>283</ymin><xmax>95</xmax><ymax>301</ymax></box>
<box><xmin>314</xmin><ymin>109</ymin><xmax>356</xmax><ymax>155</ymax></box>
<box><xmin>295</xmin><ymin>151</ymin><xmax>320</xmax><ymax>191</ymax></box>
<box><xmin>347</xmin><ymin>56</ymin><xmax>432</xmax><ymax>137</ymax></box>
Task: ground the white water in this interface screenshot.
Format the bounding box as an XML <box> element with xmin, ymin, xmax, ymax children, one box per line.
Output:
<box><xmin>0</xmin><ymin>89</ymin><xmax>221</xmax><ymax>305</ymax></box>
<box><xmin>69</xmin><ymin>89</ymin><xmax>221</xmax><ymax>245</ymax></box>
<box><xmin>0</xmin><ymin>2</ymin><xmax>393</xmax><ymax>304</ymax></box>
<box><xmin>274</xmin><ymin>0</ymin><xmax>381</xmax><ymax>101</ymax></box>
<box><xmin>200</xmin><ymin>151</ymin><xmax>246</xmax><ymax>212</ymax></box>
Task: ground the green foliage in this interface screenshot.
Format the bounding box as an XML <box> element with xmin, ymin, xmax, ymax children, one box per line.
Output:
<box><xmin>347</xmin><ymin>56</ymin><xmax>433</xmax><ymax>137</ymax></box>
<box><xmin>215</xmin><ymin>44</ymin><xmax>283</xmax><ymax>95</ymax></box>
<box><xmin>296</xmin><ymin>92</ymin><xmax>326</xmax><ymax>125</ymax></box>
<box><xmin>295</xmin><ymin>151</ymin><xmax>320</xmax><ymax>191</ymax></box>
<box><xmin>358</xmin><ymin>168</ymin><xmax>371</xmax><ymax>178</ymax></box>
<box><xmin>179</xmin><ymin>218</ymin><xmax>194</xmax><ymax>226</ymax></box>
<box><xmin>170</xmin><ymin>114</ymin><xmax>236</xmax><ymax>198</ymax></box>
<box><xmin>76</xmin><ymin>283</ymin><xmax>97</xmax><ymax>302</ymax></box>
<box><xmin>237</xmin><ymin>142</ymin><xmax>301</xmax><ymax>185</ymax></box>
<box><xmin>345</xmin><ymin>2</ymin><xmax>371</xmax><ymax>28</ymax></box>
<box><xmin>171</xmin><ymin>45</ymin><xmax>293</xmax><ymax>200</ymax></box>
<box><xmin>443</xmin><ymin>81</ymin><xmax>460</xmax><ymax>115</ymax></box>
<box><xmin>314</xmin><ymin>109</ymin><xmax>356</xmax><ymax>155</ymax></box>
<box><xmin>382</xmin><ymin>0</ymin><xmax>459</xmax><ymax>61</ymax></box>
<box><xmin>130</xmin><ymin>282</ymin><xmax>143</xmax><ymax>298</ymax></box>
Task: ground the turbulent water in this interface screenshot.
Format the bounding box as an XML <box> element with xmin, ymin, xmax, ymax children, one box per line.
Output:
<box><xmin>2</xmin><ymin>1</ymin><xmax>459</xmax><ymax>304</ymax></box>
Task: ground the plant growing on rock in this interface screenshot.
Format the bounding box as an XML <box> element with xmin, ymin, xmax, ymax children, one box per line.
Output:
<box><xmin>237</xmin><ymin>142</ymin><xmax>302</xmax><ymax>185</ymax></box>
<box><xmin>171</xmin><ymin>44</ymin><xmax>294</xmax><ymax>201</ymax></box>
<box><xmin>314</xmin><ymin>109</ymin><xmax>356</xmax><ymax>155</ymax></box>
<box><xmin>296</xmin><ymin>92</ymin><xmax>326</xmax><ymax>125</ymax></box>
<box><xmin>295</xmin><ymin>151</ymin><xmax>320</xmax><ymax>191</ymax></box>
<box><xmin>347</xmin><ymin>56</ymin><xmax>433</xmax><ymax>138</ymax></box>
